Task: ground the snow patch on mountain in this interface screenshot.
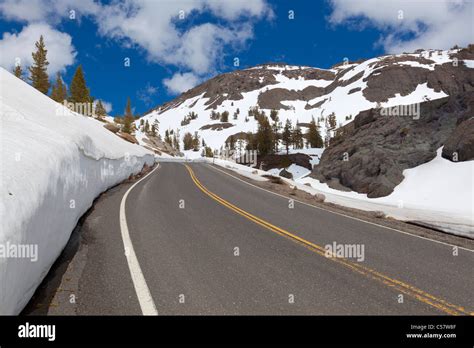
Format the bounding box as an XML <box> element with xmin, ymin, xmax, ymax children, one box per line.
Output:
<box><xmin>137</xmin><ymin>48</ymin><xmax>462</xmax><ymax>154</ymax></box>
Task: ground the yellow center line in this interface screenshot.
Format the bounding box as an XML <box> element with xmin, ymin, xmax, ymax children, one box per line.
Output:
<box><xmin>184</xmin><ymin>164</ymin><xmax>472</xmax><ymax>316</ymax></box>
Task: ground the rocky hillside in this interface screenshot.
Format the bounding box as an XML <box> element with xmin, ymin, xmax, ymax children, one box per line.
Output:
<box><xmin>312</xmin><ymin>91</ymin><xmax>474</xmax><ymax>198</ymax></box>
<box><xmin>137</xmin><ymin>45</ymin><xmax>473</xmax><ymax>154</ymax></box>
<box><xmin>310</xmin><ymin>45</ymin><xmax>474</xmax><ymax>198</ymax></box>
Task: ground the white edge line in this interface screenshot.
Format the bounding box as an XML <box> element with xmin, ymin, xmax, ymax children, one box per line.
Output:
<box><xmin>206</xmin><ymin>163</ymin><xmax>474</xmax><ymax>253</ymax></box>
<box><xmin>119</xmin><ymin>164</ymin><xmax>160</xmax><ymax>315</ymax></box>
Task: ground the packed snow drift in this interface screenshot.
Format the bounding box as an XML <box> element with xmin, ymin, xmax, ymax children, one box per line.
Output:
<box><xmin>0</xmin><ymin>68</ymin><xmax>155</xmax><ymax>314</ymax></box>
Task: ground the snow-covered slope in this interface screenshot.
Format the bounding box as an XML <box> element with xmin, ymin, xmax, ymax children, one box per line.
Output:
<box><xmin>0</xmin><ymin>68</ymin><xmax>155</xmax><ymax>314</ymax></box>
<box><xmin>137</xmin><ymin>48</ymin><xmax>468</xmax><ymax>152</ymax></box>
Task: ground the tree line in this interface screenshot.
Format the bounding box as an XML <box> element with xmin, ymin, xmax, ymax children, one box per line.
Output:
<box><xmin>237</xmin><ymin>108</ymin><xmax>324</xmax><ymax>156</ymax></box>
<box><xmin>13</xmin><ymin>35</ymin><xmax>106</xmax><ymax>119</ymax></box>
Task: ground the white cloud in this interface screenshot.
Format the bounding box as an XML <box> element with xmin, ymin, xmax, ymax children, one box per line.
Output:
<box><xmin>204</xmin><ymin>1</ymin><xmax>273</xmax><ymax>20</ymax></box>
<box><xmin>328</xmin><ymin>0</ymin><xmax>473</xmax><ymax>53</ymax></box>
<box><xmin>0</xmin><ymin>23</ymin><xmax>76</xmax><ymax>75</ymax></box>
<box><xmin>163</xmin><ymin>72</ymin><xmax>201</xmax><ymax>94</ymax></box>
<box><xmin>0</xmin><ymin>0</ymin><xmax>101</xmax><ymax>23</ymax></box>
<box><xmin>137</xmin><ymin>82</ymin><xmax>159</xmax><ymax>106</ymax></box>
<box><xmin>172</xmin><ymin>22</ymin><xmax>254</xmax><ymax>74</ymax></box>
<box><xmin>95</xmin><ymin>0</ymin><xmax>270</xmax><ymax>75</ymax></box>
<box><xmin>0</xmin><ymin>0</ymin><xmax>271</xmax><ymax>95</ymax></box>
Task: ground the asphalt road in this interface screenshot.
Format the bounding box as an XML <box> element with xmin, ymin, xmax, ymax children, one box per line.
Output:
<box><xmin>30</xmin><ymin>162</ymin><xmax>474</xmax><ymax>315</ymax></box>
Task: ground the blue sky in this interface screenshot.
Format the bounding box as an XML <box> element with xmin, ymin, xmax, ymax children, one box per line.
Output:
<box><xmin>0</xmin><ymin>0</ymin><xmax>471</xmax><ymax>115</ymax></box>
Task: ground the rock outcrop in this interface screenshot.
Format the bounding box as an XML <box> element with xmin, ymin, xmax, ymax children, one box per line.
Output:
<box><xmin>442</xmin><ymin>117</ymin><xmax>474</xmax><ymax>162</ymax></box>
<box><xmin>312</xmin><ymin>91</ymin><xmax>474</xmax><ymax>198</ymax></box>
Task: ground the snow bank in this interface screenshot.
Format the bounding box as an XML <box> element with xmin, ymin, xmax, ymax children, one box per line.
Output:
<box><xmin>0</xmin><ymin>68</ymin><xmax>155</xmax><ymax>314</ymax></box>
<box><xmin>208</xmin><ymin>149</ymin><xmax>473</xmax><ymax>238</ymax></box>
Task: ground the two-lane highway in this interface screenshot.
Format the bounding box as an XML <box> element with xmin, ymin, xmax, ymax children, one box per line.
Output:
<box><xmin>29</xmin><ymin>162</ymin><xmax>474</xmax><ymax>315</ymax></box>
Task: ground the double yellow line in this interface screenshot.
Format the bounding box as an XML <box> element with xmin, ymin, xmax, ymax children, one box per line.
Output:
<box><xmin>184</xmin><ymin>164</ymin><xmax>471</xmax><ymax>315</ymax></box>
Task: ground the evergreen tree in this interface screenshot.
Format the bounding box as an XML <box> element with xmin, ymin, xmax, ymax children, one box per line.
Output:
<box><xmin>69</xmin><ymin>65</ymin><xmax>91</xmax><ymax>104</ymax></box>
<box><xmin>94</xmin><ymin>100</ymin><xmax>107</xmax><ymax>119</ymax></box>
<box><xmin>145</xmin><ymin>120</ymin><xmax>150</xmax><ymax>133</ymax></box>
<box><xmin>174</xmin><ymin>131</ymin><xmax>181</xmax><ymax>151</ymax></box>
<box><xmin>246</xmin><ymin>132</ymin><xmax>257</xmax><ymax>151</ymax></box>
<box><xmin>204</xmin><ymin>146</ymin><xmax>213</xmax><ymax>157</ymax></box>
<box><xmin>183</xmin><ymin>132</ymin><xmax>194</xmax><ymax>150</ymax></box>
<box><xmin>270</xmin><ymin>109</ymin><xmax>278</xmax><ymax>121</ymax></box>
<box><xmin>220</xmin><ymin>110</ymin><xmax>229</xmax><ymax>122</ymax></box>
<box><xmin>122</xmin><ymin>97</ymin><xmax>134</xmax><ymax>134</ymax></box>
<box><xmin>50</xmin><ymin>72</ymin><xmax>67</xmax><ymax>103</ymax></box>
<box><xmin>192</xmin><ymin>132</ymin><xmax>200</xmax><ymax>151</ymax></box>
<box><xmin>327</xmin><ymin>112</ymin><xmax>337</xmax><ymax>130</ymax></box>
<box><xmin>256</xmin><ymin>115</ymin><xmax>273</xmax><ymax>156</ymax></box>
<box><xmin>306</xmin><ymin>116</ymin><xmax>323</xmax><ymax>148</ymax></box>
<box><xmin>29</xmin><ymin>35</ymin><xmax>50</xmax><ymax>94</ymax></box>
<box><xmin>172</xmin><ymin>134</ymin><xmax>178</xmax><ymax>149</ymax></box>
<box><xmin>164</xmin><ymin>129</ymin><xmax>172</xmax><ymax>145</ymax></box>
<box><xmin>281</xmin><ymin>119</ymin><xmax>293</xmax><ymax>154</ymax></box>
<box><xmin>228</xmin><ymin>135</ymin><xmax>235</xmax><ymax>150</ymax></box>
<box><xmin>153</xmin><ymin>120</ymin><xmax>160</xmax><ymax>134</ymax></box>
<box><xmin>13</xmin><ymin>64</ymin><xmax>23</xmax><ymax>80</ymax></box>
<box><xmin>292</xmin><ymin>123</ymin><xmax>304</xmax><ymax>149</ymax></box>
<box><xmin>271</xmin><ymin>114</ymin><xmax>281</xmax><ymax>153</ymax></box>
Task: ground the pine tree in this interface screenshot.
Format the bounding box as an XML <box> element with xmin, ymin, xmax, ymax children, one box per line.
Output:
<box><xmin>271</xmin><ymin>114</ymin><xmax>281</xmax><ymax>153</ymax></box>
<box><xmin>183</xmin><ymin>132</ymin><xmax>193</xmax><ymax>150</ymax></box>
<box><xmin>145</xmin><ymin>120</ymin><xmax>150</xmax><ymax>133</ymax></box>
<box><xmin>29</xmin><ymin>35</ymin><xmax>50</xmax><ymax>94</ymax></box>
<box><xmin>220</xmin><ymin>111</ymin><xmax>229</xmax><ymax>122</ymax></box>
<box><xmin>228</xmin><ymin>135</ymin><xmax>235</xmax><ymax>150</ymax></box>
<box><xmin>292</xmin><ymin>123</ymin><xmax>304</xmax><ymax>149</ymax></box>
<box><xmin>282</xmin><ymin>119</ymin><xmax>293</xmax><ymax>154</ymax></box>
<box><xmin>204</xmin><ymin>146</ymin><xmax>213</xmax><ymax>157</ymax></box>
<box><xmin>122</xmin><ymin>97</ymin><xmax>134</xmax><ymax>134</ymax></box>
<box><xmin>270</xmin><ymin>109</ymin><xmax>278</xmax><ymax>121</ymax></box>
<box><xmin>192</xmin><ymin>132</ymin><xmax>200</xmax><ymax>151</ymax></box>
<box><xmin>95</xmin><ymin>100</ymin><xmax>107</xmax><ymax>119</ymax></box>
<box><xmin>69</xmin><ymin>65</ymin><xmax>91</xmax><ymax>104</ymax></box>
<box><xmin>153</xmin><ymin>120</ymin><xmax>160</xmax><ymax>135</ymax></box>
<box><xmin>50</xmin><ymin>72</ymin><xmax>67</xmax><ymax>103</ymax></box>
<box><xmin>292</xmin><ymin>121</ymin><xmax>304</xmax><ymax>149</ymax></box>
<box><xmin>306</xmin><ymin>116</ymin><xmax>323</xmax><ymax>148</ymax></box>
<box><xmin>13</xmin><ymin>64</ymin><xmax>23</xmax><ymax>80</ymax></box>
<box><xmin>256</xmin><ymin>115</ymin><xmax>273</xmax><ymax>156</ymax></box>
<box><xmin>164</xmin><ymin>130</ymin><xmax>172</xmax><ymax>145</ymax></box>
<box><xmin>327</xmin><ymin>112</ymin><xmax>337</xmax><ymax>130</ymax></box>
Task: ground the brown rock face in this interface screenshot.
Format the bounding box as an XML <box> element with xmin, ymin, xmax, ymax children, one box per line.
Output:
<box><xmin>258</xmin><ymin>153</ymin><xmax>312</xmax><ymax>171</ymax></box>
<box><xmin>103</xmin><ymin>122</ymin><xmax>120</xmax><ymax>133</ymax></box>
<box><xmin>312</xmin><ymin>91</ymin><xmax>474</xmax><ymax>198</ymax></box>
<box><xmin>199</xmin><ymin>122</ymin><xmax>234</xmax><ymax>130</ymax></box>
<box><xmin>117</xmin><ymin>132</ymin><xmax>139</xmax><ymax>144</ymax></box>
<box><xmin>442</xmin><ymin>118</ymin><xmax>474</xmax><ymax>162</ymax></box>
